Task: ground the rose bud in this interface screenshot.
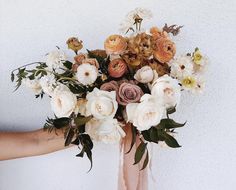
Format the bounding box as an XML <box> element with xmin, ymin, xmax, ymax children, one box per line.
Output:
<box><xmin>108</xmin><ymin>58</ymin><xmax>127</xmax><ymax>78</ymax></box>
<box><xmin>74</xmin><ymin>53</ymin><xmax>86</xmax><ymax>64</ymax></box>
<box><xmin>66</xmin><ymin>37</ymin><xmax>83</xmax><ymax>53</ymax></box>
<box><xmin>104</xmin><ymin>35</ymin><xmax>127</xmax><ymax>55</ymax></box>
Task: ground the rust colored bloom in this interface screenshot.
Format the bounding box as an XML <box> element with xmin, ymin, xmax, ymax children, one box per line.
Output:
<box><xmin>108</xmin><ymin>58</ymin><xmax>127</xmax><ymax>78</ymax></box>
<box><xmin>104</xmin><ymin>35</ymin><xmax>127</xmax><ymax>55</ymax></box>
<box><xmin>66</xmin><ymin>37</ymin><xmax>83</xmax><ymax>53</ymax></box>
<box><xmin>90</xmin><ymin>49</ymin><xmax>107</xmax><ymax>58</ymax></box>
<box><xmin>149</xmin><ymin>61</ymin><xmax>170</xmax><ymax>76</ymax></box>
<box><xmin>117</xmin><ymin>82</ymin><xmax>143</xmax><ymax>106</ymax></box>
<box><xmin>153</xmin><ymin>37</ymin><xmax>176</xmax><ymax>63</ymax></box>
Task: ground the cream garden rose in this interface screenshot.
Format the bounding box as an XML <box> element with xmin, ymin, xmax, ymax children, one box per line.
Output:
<box><xmin>126</xmin><ymin>94</ymin><xmax>165</xmax><ymax>131</ymax></box>
<box><xmin>76</xmin><ymin>63</ymin><xmax>98</xmax><ymax>85</ymax></box>
<box><xmin>86</xmin><ymin>88</ymin><xmax>118</xmax><ymax>119</ymax></box>
<box><xmin>85</xmin><ymin>118</ymin><xmax>125</xmax><ymax>144</ymax></box>
<box><xmin>151</xmin><ymin>75</ymin><xmax>181</xmax><ymax>109</ymax></box>
<box><xmin>134</xmin><ymin>66</ymin><xmax>154</xmax><ymax>83</ymax></box>
<box><xmin>50</xmin><ymin>85</ymin><xmax>77</xmax><ymax>118</ymax></box>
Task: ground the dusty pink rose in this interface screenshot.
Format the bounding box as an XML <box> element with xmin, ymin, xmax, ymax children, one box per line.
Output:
<box><xmin>100</xmin><ymin>80</ymin><xmax>119</xmax><ymax>93</ymax></box>
<box><xmin>117</xmin><ymin>82</ymin><xmax>144</xmax><ymax>106</ymax></box>
<box><xmin>108</xmin><ymin>58</ymin><xmax>127</xmax><ymax>78</ymax></box>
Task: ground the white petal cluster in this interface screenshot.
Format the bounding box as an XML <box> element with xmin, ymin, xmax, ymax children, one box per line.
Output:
<box><xmin>39</xmin><ymin>74</ymin><xmax>56</xmax><ymax>96</ymax></box>
<box><xmin>50</xmin><ymin>85</ymin><xmax>77</xmax><ymax>118</ymax></box>
<box><xmin>85</xmin><ymin>118</ymin><xmax>125</xmax><ymax>144</ymax></box>
<box><xmin>119</xmin><ymin>7</ymin><xmax>152</xmax><ymax>34</ymax></box>
<box><xmin>151</xmin><ymin>75</ymin><xmax>181</xmax><ymax>109</ymax></box>
<box><xmin>46</xmin><ymin>49</ymin><xmax>66</xmax><ymax>72</ymax></box>
<box><xmin>85</xmin><ymin>88</ymin><xmax>118</xmax><ymax>119</ymax></box>
<box><xmin>126</xmin><ymin>94</ymin><xmax>165</xmax><ymax>131</ymax></box>
<box><xmin>134</xmin><ymin>66</ymin><xmax>154</xmax><ymax>83</ymax></box>
<box><xmin>22</xmin><ymin>78</ymin><xmax>42</xmax><ymax>95</ymax></box>
<box><xmin>76</xmin><ymin>63</ymin><xmax>98</xmax><ymax>85</ymax></box>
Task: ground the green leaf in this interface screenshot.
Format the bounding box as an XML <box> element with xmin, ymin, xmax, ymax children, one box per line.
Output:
<box><xmin>65</xmin><ymin>127</ymin><xmax>75</xmax><ymax>146</ymax></box>
<box><xmin>157</xmin><ymin>119</ymin><xmax>186</xmax><ymax>129</ymax></box>
<box><xmin>74</xmin><ymin>116</ymin><xmax>92</xmax><ymax>127</ymax></box>
<box><xmin>63</xmin><ymin>61</ymin><xmax>73</xmax><ymax>70</ymax></box>
<box><xmin>140</xmin><ymin>150</ymin><xmax>149</xmax><ymax>171</ymax></box>
<box><xmin>85</xmin><ymin>147</ymin><xmax>93</xmax><ymax>172</ymax></box>
<box><xmin>160</xmin><ymin>132</ymin><xmax>181</xmax><ymax>148</ymax></box>
<box><xmin>76</xmin><ymin>148</ymin><xmax>85</xmax><ymax>157</ymax></box>
<box><xmin>53</xmin><ymin>117</ymin><xmax>70</xmax><ymax>129</ymax></box>
<box><xmin>126</xmin><ymin>124</ymin><xmax>137</xmax><ymax>154</ymax></box>
<box><xmin>142</xmin><ymin>127</ymin><xmax>159</xmax><ymax>143</ymax></box>
<box><xmin>71</xmin><ymin>137</ymin><xmax>80</xmax><ymax>145</ymax></box>
<box><xmin>134</xmin><ymin>142</ymin><xmax>147</xmax><ymax>165</ymax></box>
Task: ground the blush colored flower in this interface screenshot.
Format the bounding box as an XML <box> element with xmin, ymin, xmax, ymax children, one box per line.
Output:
<box><xmin>108</xmin><ymin>58</ymin><xmax>127</xmax><ymax>78</ymax></box>
<box><xmin>104</xmin><ymin>35</ymin><xmax>127</xmax><ymax>55</ymax></box>
<box><xmin>134</xmin><ymin>66</ymin><xmax>154</xmax><ymax>83</ymax></box>
<box><xmin>100</xmin><ymin>80</ymin><xmax>119</xmax><ymax>93</ymax></box>
<box><xmin>82</xmin><ymin>58</ymin><xmax>99</xmax><ymax>69</ymax></box>
<box><xmin>153</xmin><ymin>37</ymin><xmax>176</xmax><ymax>63</ymax></box>
<box><xmin>117</xmin><ymin>82</ymin><xmax>143</xmax><ymax>106</ymax></box>
<box><xmin>74</xmin><ymin>53</ymin><xmax>86</xmax><ymax>64</ymax></box>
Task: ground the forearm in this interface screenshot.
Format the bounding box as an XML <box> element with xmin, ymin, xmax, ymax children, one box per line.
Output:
<box><xmin>0</xmin><ymin>129</ymin><xmax>70</xmax><ymax>161</ymax></box>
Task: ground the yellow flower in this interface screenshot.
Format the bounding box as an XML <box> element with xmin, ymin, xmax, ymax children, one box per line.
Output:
<box><xmin>193</xmin><ymin>49</ymin><xmax>203</xmax><ymax>65</ymax></box>
<box><xmin>182</xmin><ymin>76</ymin><xmax>196</xmax><ymax>89</ymax></box>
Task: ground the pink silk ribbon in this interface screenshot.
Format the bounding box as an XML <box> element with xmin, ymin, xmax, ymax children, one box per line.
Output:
<box><xmin>118</xmin><ymin>124</ymin><xmax>148</xmax><ymax>190</ymax></box>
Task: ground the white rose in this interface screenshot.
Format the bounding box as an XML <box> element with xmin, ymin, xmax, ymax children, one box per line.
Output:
<box><xmin>76</xmin><ymin>63</ymin><xmax>98</xmax><ymax>85</ymax></box>
<box><xmin>22</xmin><ymin>78</ymin><xmax>42</xmax><ymax>95</ymax></box>
<box><xmin>151</xmin><ymin>75</ymin><xmax>181</xmax><ymax>109</ymax></box>
<box><xmin>50</xmin><ymin>85</ymin><xmax>77</xmax><ymax>118</ymax></box>
<box><xmin>86</xmin><ymin>88</ymin><xmax>118</xmax><ymax>119</ymax></box>
<box><xmin>39</xmin><ymin>74</ymin><xmax>56</xmax><ymax>96</ymax></box>
<box><xmin>134</xmin><ymin>66</ymin><xmax>154</xmax><ymax>83</ymax></box>
<box><xmin>126</xmin><ymin>94</ymin><xmax>165</xmax><ymax>131</ymax></box>
<box><xmin>85</xmin><ymin>118</ymin><xmax>126</xmax><ymax>144</ymax></box>
<box><xmin>46</xmin><ymin>49</ymin><xmax>66</xmax><ymax>72</ymax></box>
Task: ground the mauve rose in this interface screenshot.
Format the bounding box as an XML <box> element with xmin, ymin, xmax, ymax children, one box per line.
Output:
<box><xmin>108</xmin><ymin>58</ymin><xmax>127</xmax><ymax>78</ymax></box>
<box><xmin>117</xmin><ymin>82</ymin><xmax>144</xmax><ymax>106</ymax></box>
<box><xmin>100</xmin><ymin>80</ymin><xmax>119</xmax><ymax>93</ymax></box>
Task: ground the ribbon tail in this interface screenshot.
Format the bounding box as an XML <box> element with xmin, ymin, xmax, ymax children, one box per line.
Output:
<box><xmin>118</xmin><ymin>124</ymin><xmax>148</xmax><ymax>190</ymax></box>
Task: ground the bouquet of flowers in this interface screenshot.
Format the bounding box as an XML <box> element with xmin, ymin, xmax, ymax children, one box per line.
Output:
<box><xmin>11</xmin><ymin>8</ymin><xmax>207</xmax><ymax>177</ymax></box>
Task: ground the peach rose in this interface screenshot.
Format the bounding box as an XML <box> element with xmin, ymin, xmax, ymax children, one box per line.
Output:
<box><xmin>108</xmin><ymin>58</ymin><xmax>127</xmax><ymax>78</ymax></box>
<box><xmin>104</xmin><ymin>35</ymin><xmax>127</xmax><ymax>55</ymax></box>
<box><xmin>82</xmin><ymin>58</ymin><xmax>99</xmax><ymax>69</ymax></box>
<box><xmin>153</xmin><ymin>37</ymin><xmax>176</xmax><ymax>63</ymax></box>
<box><xmin>74</xmin><ymin>53</ymin><xmax>86</xmax><ymax>64</ymax></box>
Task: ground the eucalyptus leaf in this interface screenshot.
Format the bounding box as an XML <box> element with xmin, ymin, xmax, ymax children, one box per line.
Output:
<box><xmin>140</xmin><ymin>150</ymin><xmax>149</xmax><ymax>171</ymax></box>
<box><xmin>160</xmin><ymin>132</ymin><xmax>181</xmax><ymax>148</ymax></box>
<box><xmin>134</xmin><ymin>142</ymin><xmax>147</xmax><ymax>165</ymax></box>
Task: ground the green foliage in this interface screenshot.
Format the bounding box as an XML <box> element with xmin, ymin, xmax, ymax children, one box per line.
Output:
<box><xmin>134</xmin><ymin>142</ymin><xmax>147</xmax><ymax>165</ymax></box>
<box><xmin>126</xmin><ymin>124</ymin><xmax>137</xmax><ymax>154</ymax></box>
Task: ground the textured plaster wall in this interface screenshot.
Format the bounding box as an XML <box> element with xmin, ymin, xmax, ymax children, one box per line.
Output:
<box><xmin>0</xmin><ymin>0</ymin><xmax>236</xmax><ymax>189</ymax></box>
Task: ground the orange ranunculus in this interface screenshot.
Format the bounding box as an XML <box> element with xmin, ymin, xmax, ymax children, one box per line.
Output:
<box><xmin>153</xmin><ymin>37</ymin><xmax>176</xmax><ymax>63</ymax></box>
<box><xmin>108</xmin><ymin>58</ymin><xmax>127</xmax><ymax>78</ymax></box>
<box><xmin>104</xmin><ymin>35</ymin><xmax>127</xmax><ymax>55</ymax></box>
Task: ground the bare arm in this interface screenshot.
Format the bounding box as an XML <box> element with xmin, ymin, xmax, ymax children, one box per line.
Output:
<box><xmin>0</xmin><ymin>129</ymin><xmax>70</xmax><ymax>161</ymax></box>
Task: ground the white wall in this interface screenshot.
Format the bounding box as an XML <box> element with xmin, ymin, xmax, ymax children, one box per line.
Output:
<box><xmin>0</xmin><ymin>0</ymin><xmax>236</xmax><ymax>189</ymax></box>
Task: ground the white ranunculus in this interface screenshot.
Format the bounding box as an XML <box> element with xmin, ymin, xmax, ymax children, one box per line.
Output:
<box><xmin>76</xmin><ymin>63</ymin><xmax>98</xmax><ymax>85</ymax></box>
<box><xmin>151</xmin><ymin>75</ymin><xmax>181</xmax><ymax>109</ymax></box>
<box><xmin>169</xmin><ymin>55</ymin><xmax>193</xmax><ymax>80</ymax></box>
<box><xmin>85</xmin><ymin>118</ymin><xmax>126</xmax><ymax>144</ymax></box>
<box><xmin>86</xmin><ymin>88</ymin><xmax>118</xmax><ymax>119</ymax></box>
<box><xmin>46</xmin><ymin>49</ymin><xmax>66</xmax><ymax>71</ymax></box>
<box><xmin>50</xmin><ymin>85</ymin><xmax>77</xmax><ymax>118</ymax></box>
<box><xmin>126</xmin><ymin>94</ymin><xmax>165</xmax><ymax>131</ymax></box>
<box><xmin>39</xmin><ymin>74</ymin><xmax>56</xmax><ymax>96</ymax></box>
<box><xmin>22</xmin><ymin>78</ymin><xmax>42</xmax><ymax>95</ymax></box>
<box><xmin>134</xmin><ymin>66</ymin><xmax>154</xmax><ymax>83</ymax></box>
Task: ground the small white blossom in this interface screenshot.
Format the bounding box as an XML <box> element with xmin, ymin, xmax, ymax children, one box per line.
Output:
<box><xmin>39</xmin><ymin>74</ymin><xmax>56</xmax><ymax>96</ymax></box>
<box><xmin>22</xmin><ymin>78</ymin><xmax>42</xmax><ymax>95</ymax></box>
<box><xmin>46</xmin><ymin>49</ymin><xmax>66</xmax><ymax>72</ymax></box>
<box><xmin>76</xmin><ymin>63</ymin><xmax>98</xmax><ymax>86</ymax></box>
